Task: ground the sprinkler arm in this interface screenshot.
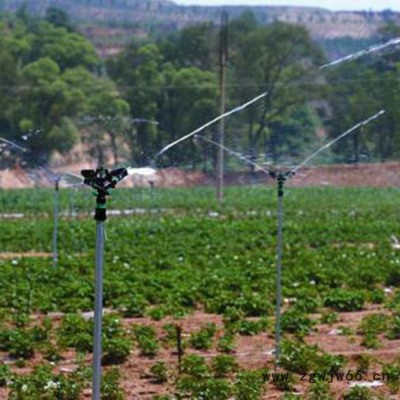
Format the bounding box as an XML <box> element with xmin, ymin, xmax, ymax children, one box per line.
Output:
<box><xmin>81</xmin><ymin>167</ymin><xmax>128</xmax><ymax>221</ymax></box>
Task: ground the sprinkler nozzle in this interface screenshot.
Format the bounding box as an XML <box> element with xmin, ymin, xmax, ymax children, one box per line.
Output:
<box><xmin>81</xmin><ymin>167</ymin><xmax>128</xmax><ymax>221</ymax></box>
<box><xmin>82</xmin><ymin>167</ymin><xmax>128</xmax><ymax>194</ymax></box>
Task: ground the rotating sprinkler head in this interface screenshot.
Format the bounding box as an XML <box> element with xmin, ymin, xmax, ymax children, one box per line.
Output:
<box><xmin>81</xmin><ymin>167</ymin><xmax>129</xmax><ymax>221</ymax></box>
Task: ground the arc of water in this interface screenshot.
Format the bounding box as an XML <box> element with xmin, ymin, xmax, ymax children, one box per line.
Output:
<box><xmin>194</xmin><ymin>110</ymin><xmax>386</xmax><ymax>179</ymax></box>
<box><xmin>320</xmin><ymin>37</ymin><xmax>400</xmax><ymax>70</ymax></box>
<box><xmin>0</xmin><ymin>137</ymin><xmax>27</xmax><ymax>152</ymax></box>
<box><xmin>194</xmin><ymin>134</ymin><xmax>274</xmax><ymax>177</ymax></box>
<box><xmin>154</xmin><ymin>92</ymin><xmax>268</xmax><ymax>160</ymax></box>
<box><xmin>126</xmin><ymin>167</ymin><xmax>157</xmax><ymax>177</ymax></box>
<box><xmin>63</xmin><ymin>172</ymin><xmax>84</xmax><ymax>185</ymax></box>
<box><xmin>196</xmin><ymin>109</ymin><xmax>386</xmax><ymax>369</ymax></box>
<box><xmin>274</xmin><ymin>109</ymin><xmax>386</xmax><ymax>367</ymax></box>
<box><xmin>288</xmin><ymin>110</ymin><xmax>386</xmax><ymax>177</ymax></box>
<box><xmin>152</xmin><ymin>36</ymin><xmax>398</xmax><ymax>163</ymax></box>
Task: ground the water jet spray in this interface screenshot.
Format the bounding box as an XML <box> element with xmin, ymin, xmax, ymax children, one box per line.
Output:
<box><xmin>196</xmin><ymin>110</ymin><xmax>385</xmax><ymax>368</ymax></box>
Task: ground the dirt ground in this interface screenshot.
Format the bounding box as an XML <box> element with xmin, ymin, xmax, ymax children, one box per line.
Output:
<box><xmin>1</xmin><ymin>304</ymin><xmax>399</xmax><ymax>399</ymax></box>
<box><xmin>224</xmin><ymin>162</ymin><xmax>400</xmax><ymax>188</ymax></box>
<box><xmin>116</xmin><ymin>305</ymin><xmax>400</xmax><ymax>399</ymax></box>
<box><xmin>1</xmin><ymin>162</ymin><xmax>400</xmax><ymax>189</ymax></box>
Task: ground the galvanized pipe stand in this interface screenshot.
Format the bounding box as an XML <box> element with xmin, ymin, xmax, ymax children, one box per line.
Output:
<box><xmin>272</xmin><ymin>172</ymin><xmax>290</xmax><ymax>369</ymax></box>
<box><xmin>81</xmin><ymin>167</ymin><xmax>128</xmax><ymax>400</ymax></box>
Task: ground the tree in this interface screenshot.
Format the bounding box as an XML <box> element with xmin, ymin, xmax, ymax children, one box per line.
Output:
<box><xmin>109</xmin><ymin>37</ymin><xmax>219</xmax><ymax>167</ymax></box>
<box><xmin>108</xmin><ymin>43</ymin><xmax>165</xmax><ymax>165</ymax></box>
<box><xmin>160</xmin><ymin>22</ymin><xmax>218</xmax><ymax>71</ymax></box>
<box><xmin>266</xmin><ymin>104</ymin><xmax>321</xmax><ymax>164</ymax></box>
<box><xmin>62</xmin><ymin>67</ymin><xmax>130</xmax><ymax>166</ymax></box>
<box><xmin>228</xmin><ymin>10</ymin><xmax>259</xmax><ymax>47</ymax></box>
<box><xmin>0</xmin><ymin>11</ymin><xmax>131</xmax><ymax>166</ymax></box>
<box><xmin>85</xmin><ymin>92</ymin><xmax>130</xmax><ymax>165</ymax></box>
<box><xmin>157</xmin><ymin>66</ymin><xmax>218</xmax><ymax>168</ymax></box>
<box><xmin>326</xmin><ymin>63</ymin><xmax>382</xmax><ymax>163</ymax></box>
<box><xmin>28</xmin><ymin>21</ymin><xmax>98</xmax><ymax>71</ymax></box>
<box><xmin>45</xmin><ymin>7</ymin><xmax>74</xmax><ymax>32</ymax></box>
<box><xmin>230</xmin><ymin>21</ymin><xmax>325</xmax><ymax>169</ymax></box>
<box><xmin>325</xmin><ymin>26</ymin><xmax>400</xmax><ymax>163</ymax></box>
<box><xmin>0</xmin><ymin>23</ymin><xmax>18</xmax><ymax>135</ymax></box>
<box><xmin>14</xmin><ymin>57</ymin><xmax>81</xmax><ymax>164</ymax></box>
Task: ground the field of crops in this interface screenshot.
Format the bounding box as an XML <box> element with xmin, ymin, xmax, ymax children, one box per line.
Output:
<box><xmin>1</xmin><ymin>185</ymin><xmax>400</xmax><ymax>399</ymax></box>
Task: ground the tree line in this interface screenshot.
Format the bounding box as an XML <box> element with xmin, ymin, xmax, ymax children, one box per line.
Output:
<box><xmin>0</xmin><ymin>7</ymin><xmax>399</xmax><ymax>170</ymax></box>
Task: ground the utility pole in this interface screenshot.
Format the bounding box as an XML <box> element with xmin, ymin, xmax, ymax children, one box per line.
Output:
<box><xmin>216</xmin><ymin>11</ymin><xmax>228</xmax><ymax>204</ymax></box>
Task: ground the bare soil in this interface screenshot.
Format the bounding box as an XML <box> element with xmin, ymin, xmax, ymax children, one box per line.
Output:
<box><xmin>224</xmin><ymin>162</ymin><xmax>400</xmax><ymax>188</ymax></box>
<box><xmin>113</xmin><ymin>306</ymin><xmax>400</xmax><ymax>399</ymax></box>
<box><xmin>2</xmin><ymin>304</ymin><xmax>399</xmax><ymax>399</ymax></box>
<box><xmin>2</xmin><ymin>162</ymin><xmax>400</xmax><ymax>189</ymax></box>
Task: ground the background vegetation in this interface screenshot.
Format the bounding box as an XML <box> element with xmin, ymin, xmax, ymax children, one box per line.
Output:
<box><xmin>0</xmin><ymin>7</ymin><xmax>399</xmax><ymax>170</ymax></box>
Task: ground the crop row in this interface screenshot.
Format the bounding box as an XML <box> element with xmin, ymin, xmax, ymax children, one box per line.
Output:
<box><xmin>0</xmin><ymin>186</ymin><xmax>400</xmax><ymax>398</ymax></box>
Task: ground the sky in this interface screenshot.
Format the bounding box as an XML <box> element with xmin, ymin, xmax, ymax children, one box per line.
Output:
<box><xmin>175</xmin><ymin>1</ymin><xmax>400</xmax><ymax>12</ymax></box>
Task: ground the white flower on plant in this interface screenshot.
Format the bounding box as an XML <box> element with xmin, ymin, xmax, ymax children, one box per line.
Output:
<box><xmin>44</xmin><ymin>380</ymin><xmax>58</xmax><ymax>390</ymax></box>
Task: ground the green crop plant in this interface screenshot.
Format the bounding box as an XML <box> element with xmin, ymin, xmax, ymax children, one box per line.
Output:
<box><xmin>320</xmin><ymin>311</ymin><xmax>338</xmax><ymax>325</ymax></box>
<box><xmin>133</xmin><ymin>325</ymin><xmax>159</xmax><ymax>358</ymax></box>
<box><xmin>324</xmin><ymin>289</ymin><xmax>365</xmax><ymax>311</ymax></box>
<box><xmin>281</xmin><ymin>308</ymin><xmax>315</xmax><ymax>336</ymax></box>
<box><xmin>343</xmin><ymin>386</ymin><xmax>373</xmax><ymax>400</ymax></box>
<box><xmin>0</xmin><ymin>364</ymin><xmax>11</xmax><ymax>387</ymax></box>
<box><xmin>150</xmin><ymin>361</ymin><xmax>169</xmax><ymax>383</ymax></box>
<box><xmin>382</xmin><ymin>363</ymin><xmax>400</xmax><ymax>393</ymax></box>
<box><xmin>308</xmin><ymin>380</ymin><xmax>333</xmax><ymax>399</ymax></box>
<box><xmin>101</xmin><ymin>368</ymin><xmax>125</xmax><ymax>400</ymax></box>
<box><xmin>211</xmin><ymin>355</ymin><xmax>239</xmax><ymax>377</ymax></box>
<box><xmin>234</xmin><ymin>369</ymin><xmax>266</xmax><ymax>400</ymax></box>
<box><xmin>189</xmin><ymin>322</ymin><xmax>217</xmax><ymax>350</ymax></box>
<box><xmin>217</xmin><ymin>333</ymin><xmax>235</xmax><ymax>353</ymax></box>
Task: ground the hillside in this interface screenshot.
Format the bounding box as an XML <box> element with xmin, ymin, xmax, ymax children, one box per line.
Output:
<box><xmin>1</xmin><ymin>0</ymin><xmax>399</xmax><ymax>44</ymax></box>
